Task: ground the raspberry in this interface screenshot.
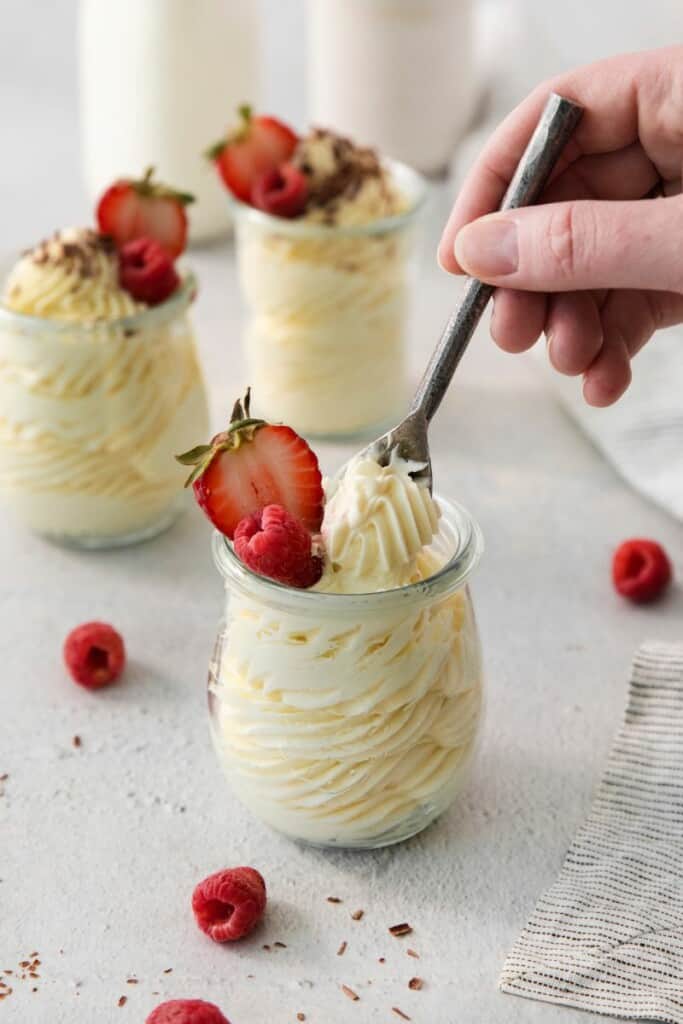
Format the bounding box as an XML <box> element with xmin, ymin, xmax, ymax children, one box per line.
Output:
<box><xmin>146</xmin><ymin>999</ymin><xmax>230</xmax><ymax>1024</ymax></box>
<box><xmin>612</xmin><ymin>538</ymin><xmax>673</xmax><ymax>603</ymax></box>
<box><xmin>234</xmin><ymin>505</ymin><xmax>323</xmax><ymax>589</ymax></box>
<box><xmin>250</xmin><ymin>163</ymin><xmax>308</xmax><ymax>218</ymax></box>
<box><xmin>119</xmin><ymin>236</ymin><xmax>180</xmax><ymax>305</ymax></box>
<box><xmin>63</xmin><ymin>621</ymin><xmax>126</xmax><ymax>689</ymax></box>
<box><xmin>192</xmin><ymin>867</ymin><xmax>267</xmax><ymax>943</ymax></box>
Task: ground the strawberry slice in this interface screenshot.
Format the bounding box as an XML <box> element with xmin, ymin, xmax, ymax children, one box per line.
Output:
<box><xmin>176</xmin><ymin>391</ymin><xmax>324</xmax><ymax>539</ymax></box>
<box><xmin>207</xmin><ymin>106</ymin><xmax>299</xmax><ymax>203</ymax></box>
<box><xmin>96</xmin><ymin>167</ymin><xmax>194</xmax><ymax>259</ymax></box>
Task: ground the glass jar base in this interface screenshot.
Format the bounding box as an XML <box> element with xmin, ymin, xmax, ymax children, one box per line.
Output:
<box><xmin>294</xmin><ymin>411</ymin><xmax>404</xmax><ymax>446</ymax></box>
<box><xmin>284</xmin><ymin>804</ymin><xmax>448</xmax><ymax>851</ymax></box>
<box><xmin>34</xmin><ymin>499</ymin><xmax>186</xmax><ymax>551</ymax></box>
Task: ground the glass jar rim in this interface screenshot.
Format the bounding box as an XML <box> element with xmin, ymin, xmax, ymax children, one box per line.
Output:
<box><xmin>213</xmin><ymin>494</ymin><xmax>483</xmax><ymax>617</ymax></box>
<box><xmin>229</xmin><ymin>158</ymin><xmax>428</xmax><ymax>239</ymax></box>
<box><xmin>0</xmin><ymin>267</ymin><xmax>197</xmax><ymax>335</ymax></box>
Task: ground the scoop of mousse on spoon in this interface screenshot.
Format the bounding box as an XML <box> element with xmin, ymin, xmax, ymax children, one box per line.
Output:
<box><xmin>345</xmin><ymin>92</ymin><xmax>584</xmax><ymax>493</ymax></box>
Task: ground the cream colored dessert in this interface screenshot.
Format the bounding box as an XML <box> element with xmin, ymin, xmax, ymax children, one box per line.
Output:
<box><xmin>0</xmin><ymin>228</ymin><xmax>209</xmax><ymax>543</ymax></box>
<box><xmin>210</xmin><ymin>457</ymin><xmax>483</xmax><ymax>846</ymax></box>
<box><xmin>236</xmin><ymin>129</ymin><xmax>422</xmax><ymax>437</ymax></box>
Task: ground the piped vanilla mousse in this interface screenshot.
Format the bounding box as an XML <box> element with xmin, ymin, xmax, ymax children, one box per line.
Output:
<box><xmin>182</xmin><ymin>396</ymin><xmax>484</xmax><ymax>848</ymax></box>
<box><xmin>0</xmin><ymin>172</ymin><xmax>209</xmax><ymax>547</ymax></box>
<box><xmin>208</xmin><ymin>110</ymin><xmax>426</xmax><ymax>438</ymax></box>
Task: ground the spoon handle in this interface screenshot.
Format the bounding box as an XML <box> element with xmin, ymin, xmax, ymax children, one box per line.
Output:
<box><xmin>411</xmin><ymin>92</ymin><xmax>584</xmax><ymax>425</ymax></box>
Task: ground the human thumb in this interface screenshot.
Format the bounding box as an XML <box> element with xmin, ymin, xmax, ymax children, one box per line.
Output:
<box><xmin>453</xmin><ymin>195</ymin><xmax>683</xmax><ymax>293</ymax></box>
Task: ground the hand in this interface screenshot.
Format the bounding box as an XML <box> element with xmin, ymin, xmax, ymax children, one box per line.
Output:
<box><xmin>438</xmin><ymin>47</ymin><xmax>683</xmax><ymax>406</ymax></box>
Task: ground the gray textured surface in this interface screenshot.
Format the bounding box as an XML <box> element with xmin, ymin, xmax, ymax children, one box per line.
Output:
<box><xmin>2</xmin><ymin>4</ymin><xmax>682</xmax><ymax>1023</ymax></box>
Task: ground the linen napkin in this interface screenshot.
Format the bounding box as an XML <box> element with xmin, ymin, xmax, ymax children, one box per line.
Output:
<box><xmin>540</xmin><ymin>328</ymin><xmax>683</xmax><ymax>524</ymax></box>
<box><xmin>500</xmin><ymin>643</ymin><xmax>683</xmax><ymax>1023</ymax></box>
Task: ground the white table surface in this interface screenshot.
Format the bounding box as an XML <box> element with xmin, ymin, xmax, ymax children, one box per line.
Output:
<box><xmin>2</xmin><ymin>6</ymin><xmax>683</xmax><ymax>1024</ymax></box>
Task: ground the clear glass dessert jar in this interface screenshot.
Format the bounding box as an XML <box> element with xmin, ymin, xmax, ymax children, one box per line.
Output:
<box><xmin>233</xmin><ymin>160</ymin><xmax>427</xmax><ymax>440</ymax></box>
<box><xmin>209</xmin><ymin>496</ymin><xmax>484</xmax><ymax>849</ymax></box>
<box><xmin>0</xmin><ymin>274</ymin><xmax>209</xmax><ymax>548</ymax></box>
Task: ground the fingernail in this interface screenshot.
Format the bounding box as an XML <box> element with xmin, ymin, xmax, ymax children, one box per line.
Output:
<box><xmin>454</xmin><ymin>217</ymin><xmax>518</xmax><ymax>277</ymax></box>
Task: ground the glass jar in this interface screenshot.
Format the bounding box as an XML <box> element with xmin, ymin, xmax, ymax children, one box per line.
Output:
<box><xmin>0</xmin><ymin>274</ymin><xmax>209</xmax><ymax>548</ymax></box>
<box><xmin>79</xmin><ymin>0</ymin><xmax>261</xmax><ymax>242</ymax></box>
<box><xmin>308</xmin><ymin>0</ymin><xmax>477</xmax><ymax>177</ymax></box>
<box><xmin>208</xmin><ymin>496</ymin><xmax>484</xmax><ymax>849</ymax></box>
<box><xmin>233</xmin><ymin>160</ymin><xmax>427</xmax><ymax>440</ymax></box>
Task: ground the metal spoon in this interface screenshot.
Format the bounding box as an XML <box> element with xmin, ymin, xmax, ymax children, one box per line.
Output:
<box><xmin>349</xmin><ymin>92</ymin><xmax>584</xmax><ymax>491</ymax></box>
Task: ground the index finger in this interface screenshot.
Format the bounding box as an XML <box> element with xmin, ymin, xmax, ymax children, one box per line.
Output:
<box><xmin>437</xmin><ymin>48</ymin><xmax>657</xmax><ymax>273</ymax></box>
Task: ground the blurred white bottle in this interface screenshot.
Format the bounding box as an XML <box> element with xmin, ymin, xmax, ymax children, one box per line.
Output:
<box><xmin>307</xmin><ymin>0</ymin><xmax>477</xmax><ymax>177</ymax></box>
<box><xmin>79</xmin><ymin>0</ymin><xmax>260</xmax><ymax>242</ymax></box>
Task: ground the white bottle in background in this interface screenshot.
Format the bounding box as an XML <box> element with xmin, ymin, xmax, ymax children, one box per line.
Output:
<box><xmin>307</xmin><ymin>0</ymin><xmax>477</xmax><ymax>177</ymax></box>
<box><xmin>79</xmin><ymin>0</ymin><xmax>260</xmax><ymax>242</ymax></box>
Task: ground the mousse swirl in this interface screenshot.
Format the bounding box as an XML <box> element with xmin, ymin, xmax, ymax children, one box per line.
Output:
<box><xmin>3</xmin><ymin>228</ymin><xmax>143</xmax><ymax>322</ymax></box>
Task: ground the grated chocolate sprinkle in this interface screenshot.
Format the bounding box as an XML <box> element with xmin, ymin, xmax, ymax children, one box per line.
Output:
<box><xmin>341</xmin><ymin>984</ymin><xmax>359</xmax><ymax>1002</ymax></box>
<box><xmin>389</xmin><ymin>923</ymin><xmax>412</xmax><ymax>937</ymax></box>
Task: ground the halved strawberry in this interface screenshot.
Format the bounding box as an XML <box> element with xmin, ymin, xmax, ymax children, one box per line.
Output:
<box><xmin>207</xmin><ymin>106</ymin><xmax>299</xmax><ymax>203</ymax></box>
<box><xmin>96</xmin><ymin>167</ymin><xmax>194</xmax><ymax>259</ymax></box>
<box><xmin>176</xmin><ymin>391</ymin><xmax>324</xmax><ymax>539</ymax></box>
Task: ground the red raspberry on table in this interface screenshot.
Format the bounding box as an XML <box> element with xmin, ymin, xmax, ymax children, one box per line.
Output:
<box><xmin>612</xmin><ymin>538</ymin><xmax>673</xmax><ymax>603</ymax></box>
<box><xmin>118</xmin><ymin>236</ymin><xmax>180</xmax><ymax>305</ymax></box>
<box><xmin>146</xmin><ymin>999</ymin><xmax>230</xmax><ymax>1024</ymax></box>
<box><xmin>192</xmin><ymin>866</ymin><xmax>267</xmax><ymax>943</ymax></box>
<box><xmin>234</xmin><ymin>505</ymin><xmax>323</xmax><ymax>589</ymax></box>
<box><xmin>63</xmin><ymin>621</ymin><xmax>126</xmax><ymax>689</ymax></box>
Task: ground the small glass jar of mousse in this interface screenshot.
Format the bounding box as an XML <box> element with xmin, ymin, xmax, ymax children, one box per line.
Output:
<box><xmin>0</xmin><ymin>274</ymin><xmax>209</xmax><ymax>548</ymax></box>
<box><xmin>208</xmin><ymin>496</ymin><xmax>484</xmax><ymax>850</ymax></box>
<box><xmin>232</xmin><ymin>160</ymin><xmax>427</xmax><ymax>441</ymax></box>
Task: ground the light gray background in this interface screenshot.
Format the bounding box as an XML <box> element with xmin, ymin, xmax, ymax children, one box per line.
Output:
<box><xmin>1</xmin><ymin>3</ymin><xmax>682</xmax><ymax>1023</ymax></box>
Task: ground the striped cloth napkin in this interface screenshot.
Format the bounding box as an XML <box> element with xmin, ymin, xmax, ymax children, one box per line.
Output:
<box><xmin>500</xmin><ymin>643</ymin><xmax>683</xmax><ymax>1023</ymax></box>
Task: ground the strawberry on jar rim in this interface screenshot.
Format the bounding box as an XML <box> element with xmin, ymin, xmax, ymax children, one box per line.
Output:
<box><xmin>96</xmin><ymin>166</ymin><xmax>194</xmax><ymax>259</ymax></box>
<box><xmin>176</xmin><ymin>389</ymin><xmax>324</xmax><ymax>540</ymax></box>
<box><xmin>206</xmin><ymin>105</ymin><xmax>299</xmax><ymax>204</ymax></box>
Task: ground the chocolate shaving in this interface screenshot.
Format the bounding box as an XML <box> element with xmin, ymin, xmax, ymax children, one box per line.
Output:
<box><xmin>351</xmin><ymin>909</ymin><xmax>364</xmax><ymax>921</ymax></box>
<box><xmin>378</xmin><ymin>957</ymin><xmax>386</xmax><ymax>964</ymax></box>
<box><xmin>341</xmin><ymin>984</ymin><xmax>359</xmax><ymax>1001</ymax></box>
<box><xmin>408</xmin><ymin>977</ymin><xmax>423</xmax><ymax>990</ymax></box>
<box><xmin>72</xmin><ymin>736</ymin><xmax>82</xmax><ymax>748</ymax></box>
<box><xmin>126</xmin><ymin>978</ymin><xmax>138</xmax><ymax>984</ymax></box>
<box><xmin>297</xmin><ymin>1015</ymin><xmax>306</xmax><ymax>1022</ymax></box>
<box><xmin>294</xmin><ymin>128</ymin><xmax>390</xmax><ymax>220</ymax></box>
<box><xmin>406</xmin><ymin>949</ymin><xmax>419</xmax><ymax>959</ymax></box>
<box><xmin>118</xmin><ymin>995</ymin><xmax>127</xmax><ymax>1007</ymax></box>
<box><xmin>337</xmin><ymin>941</ymin><xmax>347</xmax><ymax>956</ymax></box>
<box><xmin>163</xmin><ymin>968</ymin><xmax>173</xmax><ymax>974</ymax></box>
<box><xmin>274</xmin><ymin>941</ymin><xmax>287</xmax><ymax>949</ymax></box>
<box><xmin>392</xmin><ymin>1008</ymin><xmax>411</xmax><ymax>1020</ymax></box>
<box><xmin>327</xmin><ymin>896</ymin><xmax>342</xmax><ymax>904</ymax></box>
<box><xmin>389</xmin><ymin>923</ymin><xmax>412</xmax><ymax>937</ymax></box>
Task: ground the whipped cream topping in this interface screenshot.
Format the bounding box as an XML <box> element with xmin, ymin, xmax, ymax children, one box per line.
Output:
<box><xmin>317</xmin><ymin>456</ymin><xmax>441</xmax><ymax>593</ymax></box>
<box><xmin>3</xmin><ymin>228</ymin><xmax>143</xmax><ymax>322</ymax></box>
<box><xmin>292</xmin><ymin>129</ymin><xmax>405</xmax><ymax>226</ymax></box>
